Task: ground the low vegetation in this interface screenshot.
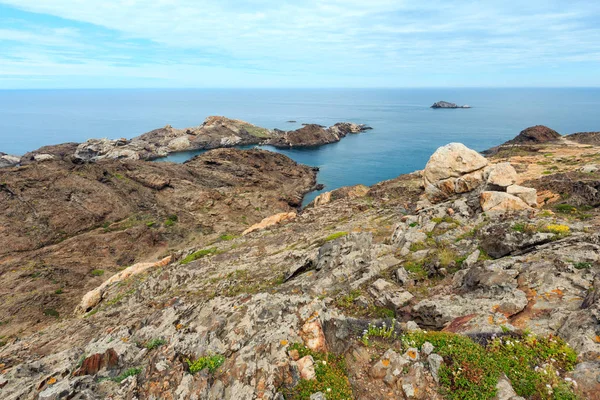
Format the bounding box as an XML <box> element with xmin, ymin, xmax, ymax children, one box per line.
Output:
<box><xmin>186</xmin><ymin>354</ymin><xmax>225</xmax><ymax>374</ymax></box>
<box><xmin>401</xmin><ymin>331</ymin><xmax>578</xmax><ymax>400</ymax></box>
<box><xmin>180</xmin><ymin>247</ymin><xmax>218</xmax><ymax>264</ymax></box>
<box><xmin>144</xmin><ymin>338</ymin><xmax>167</xmax><ymax>350</ymax></box>
<box><xmin>323</xmin><ymin>231</ymin><xmax>349</xmax><ymax>242</ymax></box>
<box><xmin>282</xmin><ymin>343</ymin><xmax>353</xmax><ymax>400</ymax></box>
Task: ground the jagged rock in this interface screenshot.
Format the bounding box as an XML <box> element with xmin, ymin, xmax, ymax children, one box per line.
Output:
<box><xmin>421</xmin><ymin>342</ymin><xmax>434</xmax><ymax>355</ymax></box>
<box><xmin>478</xmin><ymin>222</ymin><xmax>554</xmax><ymax>258</ymax></box>
<box><xmin>300</xmin><ymin>319</ymin><xmax>327</xmax><ymax>352</ymax></box>
<box><xmin>580</xmin><ymin>164</ymin><xmax>600</xmax><ymax>173</ymax></box>
<box><xmin>486</xmin><ymin>163</ymin><xmax>518</xmax><ymax>187</ymax></box>
<box><xmin>480</xmin><ymin>191</ymin><xmax>531</xmax><ymax>213</ymax></box>
<box><xmin>309</xmin><ymin>184</ymin><xmax>369</xmax><ymax>207</ymax></box>
<box><xmin>427</xmin><ymin>354</ymin><xmax>443</xmax><ymax>383</ymax></box>
<box><xmin>506</xmin><ymin>184</ymin><xmax>538</xmax><ymax>207</ymax></box>
<box><xmin>463</xmin><ymin>249</ymin><xmax>480</xmax><ymax>268</ymax></box>
<box><xmin>368</xmin><ymin>279</ymin><xmax>414</xmax><ymax>310</ymax></box>
<box><xmin>310</xmin><ymin>392</ymin><xmax>326</xmax><ymax>400</ymax></box>
<box><xmin>0</xmin><ymin>153</ymin><xmax>20</xmax><ymax>168</ymax></box>
<box><xmin>73</xmin><ymin>348</ymin><xmax>119</xmax><ymax>376</ymax></box>
<box><xmin>495</xmin><ymin>374</ymin><xmax>519</xmax><ymax>400</ymax></box>
<box><xmin>395</xmin><ymin>267</ymin><xmax>412</xmax><ymax>286</ymax></box>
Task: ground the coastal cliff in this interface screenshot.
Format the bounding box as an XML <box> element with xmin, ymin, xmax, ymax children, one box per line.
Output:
<box><xmin>1</xmin><ymin>124</ymin><xmax>600</xmax><ymax>399</ymax></box>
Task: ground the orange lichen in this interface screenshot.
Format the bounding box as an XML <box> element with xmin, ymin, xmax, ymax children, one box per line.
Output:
<box><xmin>47</xmin><ymin>377</ymin><xmax>57</xmax><ymax>385</ymax></box>
<box><xmin>594</xmin><ymin>335</ymin><xmax>600</xmax><ymax>343</ymax></box>
<box><xmin>381</xmin><ymin>359</ymin><xmax>390</xmax><ymax>367</ymax></box>
<box><xmin>407</xmin><ymin>350</ymin><xmax>417</xmax><ymax>359</ymax></box>
<box><xmin>280</xmin><ymin>340</ymin><xmax>288</xmax><ymax>346</ymax></box>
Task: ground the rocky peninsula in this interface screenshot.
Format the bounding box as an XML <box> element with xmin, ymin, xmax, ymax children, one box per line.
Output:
<box><xmin>1</xmin><ymin>123</ymin><xmax>600</xmax><ymax>400</ymax></box>
<box><xmin>2</xmin><ymin>117</ymin><xmax>371</xmax><ymax>168</ymax></box>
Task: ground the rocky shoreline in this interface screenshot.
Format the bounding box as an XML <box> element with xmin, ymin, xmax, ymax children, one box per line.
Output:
<box><xmin>1</xmin><ymin>117</ymin><xmax>371</xmax><ymax>168</ymax></box>
<box><xmin>1</xmin><ymin>123</ymin><xmax>600</xmax><ymax>399</ymax></box>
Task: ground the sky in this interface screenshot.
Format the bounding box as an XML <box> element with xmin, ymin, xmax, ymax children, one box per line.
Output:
<box><xmin>1</xmin><ymin>1</ymin><xmax>600</xmax><ymax>89</ymax></box>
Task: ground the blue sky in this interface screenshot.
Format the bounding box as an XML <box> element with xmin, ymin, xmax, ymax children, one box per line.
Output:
<box><xmin>1</xmin><ymin>1</ymin><xmax>599</xmax><ymax>88</ymax></box>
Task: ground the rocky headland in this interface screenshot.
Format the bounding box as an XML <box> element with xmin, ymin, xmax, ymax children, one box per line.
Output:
<box><xmin>5</xmin><ymin>117</ymin><xmax>371</xmax><ymax>168</ymax></box>
<box><xmin>430</xmin><ymin>101</ymin><xmax>471</xmax><ymax>109</ymax></box>
<box><xmin>1</xmin><ymin>123</ymin><xmax>600</xmax><ymax>400</ymax></box>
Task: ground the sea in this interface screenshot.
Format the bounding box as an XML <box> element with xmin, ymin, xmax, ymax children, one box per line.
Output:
<box><xmin>1</xmin><ymin>88</ymin><xmax>599</xmax><ymax>205</ymax></box>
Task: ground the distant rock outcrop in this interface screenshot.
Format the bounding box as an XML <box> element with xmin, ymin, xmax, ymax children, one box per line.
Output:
<box><xmin>565</xmin><ymin>131</ymin><xmax>600</xmax><ymax>146</ymax></box>
<box><xmin>505</xmin><ymin>125</ymin><xmax>561</xmax><ymax>145</ymax></box>
<box><xmin>431</xmin><ymin>101</ymin><xmax>471</xmax><ymax>109</ymax></box>
<box><xmin>483</xmin><ymin>125</ymin><xmax>561</xmax><ymax>155</ymax></box>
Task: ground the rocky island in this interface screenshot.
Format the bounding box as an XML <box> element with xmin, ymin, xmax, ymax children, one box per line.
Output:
<box><xmin>431</xmin><ymin>101</ymin><xmax>471</xmax><ymax>109</ymax></box>
<box><xmin>1</xmin><ymin>122</ymin><xmax>600</xmax><ymax>400</ymax></box>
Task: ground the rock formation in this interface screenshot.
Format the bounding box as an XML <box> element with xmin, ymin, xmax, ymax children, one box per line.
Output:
<box><xmin>430</xmin><ymin>101</ymin><xmax>471</xmax><ymax>109</ymax></box>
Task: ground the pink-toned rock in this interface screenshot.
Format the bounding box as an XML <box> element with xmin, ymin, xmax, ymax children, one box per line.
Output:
<box><xmin>296</xmin><ymin>355</ymin><xmax>316</xmax><ymax>380</ymax></box>
<box><xmin>242</xmin><ymin>212</ymin><xmax>297</xmax><ymax>235</ymax></box>
<box><xmin>506</xmin><ymin>184</ymin><xmax>537</xmax><ymax>207</ymax></box>
<box><xmin>485</xmin><ymin>163</ymin><xmax>518</xmax><ymax>187</ymax></box>
<box><xmin>75</xmin><ymin>255</ymin><xmax>172</xmax><ymax>313</ymax></box>
<box><xmin>480</xmin><ymin>191</ymin><xmax>531</xmax><ymax>213</ymax></box>
<box><xmin>300</xmin><ymin>319</ymin><xmax>327</xmax><ymax>352</ymax></box>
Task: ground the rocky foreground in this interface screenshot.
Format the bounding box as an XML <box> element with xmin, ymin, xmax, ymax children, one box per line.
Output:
<box><xmin>1</xmin><ymin>124</ymin><xmax>600</xmax><ymax>399</ymax></box>
<box><xmin>2</xmin><ymin>117</ymin><xmax>370</xmax><ymax>167</ymax></box>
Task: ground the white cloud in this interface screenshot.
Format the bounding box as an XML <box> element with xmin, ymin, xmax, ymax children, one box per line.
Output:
<box><xmin>0</xmin><ymin>0</ymin><xmax>599</xmax><ymax>87</ymax></box>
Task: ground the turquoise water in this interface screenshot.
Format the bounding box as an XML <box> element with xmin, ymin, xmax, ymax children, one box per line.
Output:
<box><xmin>1</xmin><ymin>88</ymin><xmax>599</xmax><ymax>204</ymax></box>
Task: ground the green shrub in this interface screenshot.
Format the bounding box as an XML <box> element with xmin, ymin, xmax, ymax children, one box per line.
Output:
<box><xmin>91</xmin><ymin>269</ymin><xmax>105</xmax><ymax>277</ymax></box>
<box><xmin>282</xmin><ymin>344</ymin><xmax>353</xmax><ymax>399</ymax></box>
<box><xmin>187</xmin><ymin>354</ymin><xmax>225</xmax><ymax>374</ymax></box>
<box><xmin>54</xmin><ymin>288</ymin><xmax>63</xmax><ymax>295</ymax></box>
<box><xmin>144</xmin><ymin>338</ymin><xmax>167</xmax><ymax>350</ymax></box>
<box><xmin>111</xmin><ymin>367</ymin><xmax>142</xmax><ymax>383</ymax></box>
<box><xmin>164</xmin><ymin>214</ymin><xmax>178</xmax><ymax>227</ymax></box>
<box><xmin>573</xmin><ymin>262</ymin><xmax>592</xmax><ymax>269</ymax></box>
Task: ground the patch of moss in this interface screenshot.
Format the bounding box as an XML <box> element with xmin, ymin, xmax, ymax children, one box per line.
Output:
<box><xmin>323</xmin><ymin>231</ymin><xmax>349</xmax><ymax>242</ymax></box>
<box><xmin>219</xmin><ymin>233</ymin><xmax>238</xmax><ymax>241</ymax></box>
<box><xmin>91</xmin><ymin>269</ymin><xmax>105</xmax><ymax>277</ymax></box>
<box><xmin>282</xmin><ymin>343</ymin><xmax>353</xmax><ymax>400</ymax></box>
<box><xmin>180</xmin><ymin>248</ymin><xmax>218</xmax><ymax>264</ymax></box>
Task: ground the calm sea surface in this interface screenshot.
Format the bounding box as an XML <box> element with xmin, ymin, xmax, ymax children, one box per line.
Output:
<box><xmin>1</xmin><ymin>88</ymin><xmax>599</xmax><ymax>204</ymax></box>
